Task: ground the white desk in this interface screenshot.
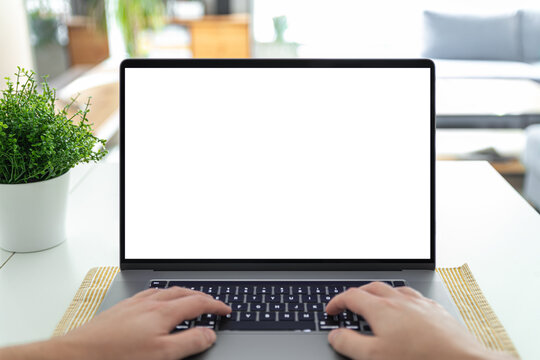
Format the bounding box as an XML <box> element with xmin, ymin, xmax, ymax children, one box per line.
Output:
<box><xmin>0</xmin><ymin>161</ymin><xmax>539</xmax><ymax>358</ymax></box>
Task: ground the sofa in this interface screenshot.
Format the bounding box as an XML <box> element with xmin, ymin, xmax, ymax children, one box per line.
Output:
<box><xmin>523</xmin><ymin>124</ymin><xmax>540</xmax><ymax>209</ymax></box>
<box><xmin>422</xmin><ymin>10</ymin><xmax>540</xmax><ymax>128</ymax></box>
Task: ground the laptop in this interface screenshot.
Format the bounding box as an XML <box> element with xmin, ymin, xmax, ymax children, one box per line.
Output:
<box><xmin>97</xmin><ymin>58</ymin><xmax>460</xmax><ymax>359</ymax></box>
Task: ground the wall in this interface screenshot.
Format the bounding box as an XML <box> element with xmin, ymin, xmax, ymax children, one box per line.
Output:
<box><xmin>0</xmin><ymin>0</ymin><xmax>34</xmax><ymax>89</ymax></box>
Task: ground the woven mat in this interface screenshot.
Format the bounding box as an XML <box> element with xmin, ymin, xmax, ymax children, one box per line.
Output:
<box><xmin>53</xmin><ymin>264</ymin><xmax>518</xmax><ymax>358</ymax></box>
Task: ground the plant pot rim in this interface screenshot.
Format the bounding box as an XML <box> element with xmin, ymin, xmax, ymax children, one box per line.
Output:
<box><xmin>0</xmin><ymin>170</ymin><xmax>70</xmax><ymax>186</ymax></box>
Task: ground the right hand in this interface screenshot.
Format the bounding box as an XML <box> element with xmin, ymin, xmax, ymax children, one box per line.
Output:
<box><xmin>326</xmin><ymin>282</ymin><xmax>515</xmax><ymax>360</ymax></box>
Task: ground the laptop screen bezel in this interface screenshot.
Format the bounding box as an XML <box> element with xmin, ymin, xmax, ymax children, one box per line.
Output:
<box><xmin>119</xmin><ymin>58</ymin><xmax>436</xmax><ymax>271</ymax></box>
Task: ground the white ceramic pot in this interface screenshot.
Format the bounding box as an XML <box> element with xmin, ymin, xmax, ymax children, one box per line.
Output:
<box><xmin>0</xmin><ymin>171</ymin><xmax>70</xmax><ymax>252</ymax></box>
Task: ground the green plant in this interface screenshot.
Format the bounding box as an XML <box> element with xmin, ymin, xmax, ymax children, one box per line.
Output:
<box><xmin>0</xmin><ymin>68</ymin><xmax>107</xmax><ymax>184</ymax></box>
<box><xmin>116</xmin><ymin>0</ymin><xmax>165</xmax><ymax>57</ymax></box>
<box><xmin>29</xmin><ymin>9</ymin><xmax>59</xmax><ymax>47</ymax></box>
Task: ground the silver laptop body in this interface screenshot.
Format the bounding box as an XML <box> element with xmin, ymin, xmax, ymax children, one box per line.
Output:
<box><xmin>98</xmin><ymin>59</ymin><xmax>460</xmax><ymax>359</ymax></box>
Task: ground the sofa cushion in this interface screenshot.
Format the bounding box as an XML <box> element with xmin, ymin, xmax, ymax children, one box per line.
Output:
<box><xmin>422</xmin><ymin>11</ymin><xmax>522</xmax><ymax>61</ymax></box>
<box><xmin>521</xmin><ymin>9</ymin><xmax>540</xmax><ymax>63</ymax></box>
<box><xmin>433</xmin><ymin>59</ymin><xmax>540</xmax><ymax>80</ymax></box>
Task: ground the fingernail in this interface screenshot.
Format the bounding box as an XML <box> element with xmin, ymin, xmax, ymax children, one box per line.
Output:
<box><xmin>203</xmin><ymin>328</ymin><xmax>216</xmax><ymax>343</ymax></box>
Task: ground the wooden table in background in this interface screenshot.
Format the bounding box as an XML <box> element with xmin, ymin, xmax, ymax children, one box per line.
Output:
<box><xmin>170</xmin><ymin>14</ymin><xmax>250</xmax><ymax>58</ymax></box>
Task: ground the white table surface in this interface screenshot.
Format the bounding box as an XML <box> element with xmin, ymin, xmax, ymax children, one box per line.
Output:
<box><xmin>0</xmin><ymin>161</ymin><xmax>539</xmax><ymax>358</ymax></box>
<box><xmin>0</xmin><ymin>248</ymin><xmax>12</xmax><ymax>268</ymax></box>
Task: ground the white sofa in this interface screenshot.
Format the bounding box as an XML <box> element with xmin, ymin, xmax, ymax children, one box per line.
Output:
<box><xmin>523</xmin><ymin>124</ymin><xmax>540</xmax><ymax>209</ymax></box>
<box><xmin>423</xmin><ymin>10</ymin><xmax>540</xmax><ymax>128</ymax></box>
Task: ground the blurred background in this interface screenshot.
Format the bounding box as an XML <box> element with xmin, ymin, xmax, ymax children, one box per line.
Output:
<box><xmin>1</xmin><ymin>0</ymin><xmax>540</xmax><ymax>210</ymax></box>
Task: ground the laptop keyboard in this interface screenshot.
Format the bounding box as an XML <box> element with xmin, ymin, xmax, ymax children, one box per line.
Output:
<box><xmin>149</xmin><ymin>280</ymin><xmax>406</xmax><ymax>333</ymax></box>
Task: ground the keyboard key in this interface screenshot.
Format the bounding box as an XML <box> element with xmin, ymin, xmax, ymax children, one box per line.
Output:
<box><xmin>220</xmin><ymin>321</ymin><xmax>316</xmax><ymax>331</ymax></box>
<box><xmin>201</xmin><ymin>286</ymin><xmax>217</xmax><ymax>294</ymax></box>
<box><xmin>339</xmin><ymin>311</ymin><xmax>352</xmax><ymax>320</ymax></box>
<box><xmin>229</xmin><ymin>295</ymin><xmax>243</xmax><ymax>302</ymax></box>
<box><xmin>344</xmin><ymin>281</ymin><xmax>372</xmax><ymax>290</ymax></box>
<box><xmin>344</xmin><ymin>320</ymin><xmax>360</xmax><ymax>330</ymax></box>
<box><xmin>213</xmin><ymin>294</ymin><xmax>225</xmax><ymax>301</ymax></box>
<box><xmin>321</xmin><ymin>295</ymin><xmax>333</xmax><ymax>303</ymax></box>
<box><xmin>307</xmin><ymin>303</ymin><xmax>323</xmax><ymax>312</ymax></box>
<box><xmin>266</xmin><ymin>295</ymin><xmax>281</xmax><ymax>303</ymax></box>
<box><xmin>303</xmin><ymin>295</ymin><xmax>318</xmax><ymax>303</ymax></box>
<box><xmin>299</xmin><ymin>312</ymin><xmax>314</xmax><ymax>321</ymax></box>
<box><xmin>247</xmin><ymin>295</ymin><xmax>262</xmax><ymax>303</ymax></box>
<box><xmin>224</xmin><ymin>312</ymin><xmax>238</xmax><ymax>321</ymax></box>
<box><xmin>279</xmin><ymin>312</ymin><xmax>294</xmax><ymax>321</ymax></box>
<box><xmin>319</xmin><ymin>320</ymin><xmax>340</xmax><ymax>330</ymax></box>
<box><xmin>194</xmin><ymin>320</ymin><xmax>216</xmax><ymax>329</ymax></box>
<box><xmin>318</xmin><ymin>312</ymin><xmax>339</xmax><ymax>322</ymax></box>
<box><xmin>222</xmin><ymin>286</ymin><xmax>234</xmax><ymax>294</ymax></box>
<box><xmin>270</xmin><ymin>304</ymin><xmax>284</xmax><ymax>311</ymax></box>
<box><xmin>276</xmin><ymin>286</ymin><xmax>289</xmax><ymax>294</ymax></box>
<box><xmin>312</xmin><ymin>286</ymin><xmax>325</xmax><ymax>294</ymax></box>
<box><xmin>172</xmin><ymin>324</ymin><xmax>189</xmax><ymax>333</ymax></box>
<box><xmin>292</xmin><ymin>286</ymin><xmax>308</xmax><ymax>295</ymax></box>
<box><xmin>149</xmin><ymin>280</ymin><xmax>167</xmax><ymax>288</ymax></box>
<box><xmin>393</xmin><ymin>281</ymin><xmax>406</xmax><ymax>287</ymax></box>
<box><xmin>362</xmin><ymin>324</ymin><xmax>372</xmax><ymax>333</ymax></box>
<box><xmin>200</xmin><ymin>314</ymin><xmax>217</xmax><ymax>321</ymax></box>
<box><xmin>231</xmin><ymin>303</ymin><xmax>248</xmax><ymax>311</ymax></box>
<box><xmin>329</xmin><ymin>286</ymin><xmax>344</xmax><ymax>294</ymax></box>
<box><xmin>285</xmin><ymin>295</ymin><xmax>299</xmax><ymax>303</ymax></box>
<box><xmin>256</xmin><ymin>286</ymin><xmax>271</xmax><ymax>294</ymax></box>
<box><xmin>240</xmin><ymin>286</ymin><xmax>253</xmax><ymax>294</ymax></box>
<box><xmin>240</xmin><ymin>312</ymin><xmax>256</xmax><ymax>321</ymax></box>
<box><xmin>172</xmin><ymin>320</ymin><xmax>191</xmax><ymax>332</ymax></box>
<box><xmin>251</xmin><ymin>303</ymin><xmax>265</xmax><ymax>311</ymax></box>
<box><xmin>260</xmin><ymin>312</ymin><xmax>275</xmax><ymax>321</ymax></box>
<box><xmin>288</xmin><ymin>303</ymin><xmax>303</xmax><ymax>311</ymax></box>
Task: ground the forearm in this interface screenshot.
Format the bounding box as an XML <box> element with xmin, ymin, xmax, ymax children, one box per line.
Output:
<box><xmin>0</xmin><ymin>338</ymin><xmax>84</xmax><ymax>360</ymax></box>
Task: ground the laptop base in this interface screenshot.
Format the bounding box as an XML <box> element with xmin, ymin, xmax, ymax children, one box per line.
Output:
<box><xmin>98</xmin><ymin>269</ymin><xmax>460</xmax><ymax>359</ymax></box>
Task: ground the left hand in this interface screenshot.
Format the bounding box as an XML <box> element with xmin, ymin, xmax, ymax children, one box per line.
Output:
<box><xmin>53</xmin><ymin>286</ymin><xmax>231</xmax><ymax>360</ymax></box>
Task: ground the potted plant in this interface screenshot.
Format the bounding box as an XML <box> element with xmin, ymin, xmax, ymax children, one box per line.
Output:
<box><xmin>0</xmin><ymin>68</ymin><xmax>107</xmax><ymax>252</ymax></box>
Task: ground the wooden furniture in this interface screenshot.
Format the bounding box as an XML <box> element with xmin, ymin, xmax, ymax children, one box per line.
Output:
<box><xmin>67</xmin><ymin>17</ymin><xmax>109</xmax><ymax>66</ymax></box>
<box><xmin>170</xmin><ymin>14</ymin><xmax>250</xmax><ymax>58</ymax></box>
<box><xmin>436</xmin><ymin>129</ymin><xmax>527</xmax><ymax>176</ymax></box>
<box><xmin>1</xmin><ymin>161</ymin><xmax>540</xmax><ymax>357</ymax></box>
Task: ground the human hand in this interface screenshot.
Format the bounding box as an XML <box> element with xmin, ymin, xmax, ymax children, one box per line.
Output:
<box><xmin>54</xmin><ymin>286</ymin><xmax>231</xmax><ymax>360</ymax></box>
<box><xmin>326</xmin><ymin>282</ymin><xmax>515</xmax><ymax>360</ymax></box>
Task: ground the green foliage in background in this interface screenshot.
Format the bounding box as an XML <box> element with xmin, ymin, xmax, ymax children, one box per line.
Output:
<box><xmin>117</xmin><ymin>0</ymin><xmax>165</xmax><ymax>57</ymax></box>
<box><xmin>0</xmin><ymin>68</ymin><xmax>107</xmax><ymax>184</ymax></box>
<box><xmin>29</xmin><ymin>9</ymin><xmax>59</xmax><ymax>46</ymax></box>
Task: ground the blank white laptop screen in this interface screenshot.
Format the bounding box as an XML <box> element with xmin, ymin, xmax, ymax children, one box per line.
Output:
<box><xmin>124</xmin><ymin>67</ymin><xmax>431</xmax><ymax>260</ymax></box>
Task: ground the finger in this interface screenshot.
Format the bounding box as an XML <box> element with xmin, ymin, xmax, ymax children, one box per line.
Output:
<box><xmin>326</xmin><ymin>288</ymin><xmax>381</xmax><ymax>317</ymax></box>
<box><xmin>151</xmin><ymin>286</ymin><xmax>211</xmax><ymax>301</ymax></box>
<box><xmin>360</xmin><ymin>281</ymin><xmax>397</xmax><ymax>297</ymax></box>
<box><xmin>165</xmin><ymin>327</ymin><xmax>217</xmax><ymax>359</ymax></box>
<box><xmin>395</xmin><ymin>286</ymin><xmax>423</xmax><ymax>299</ymax></box>
<box><xmin>163</xmin><ymin>294</ymin><xmax>231</xmax><ymax>326</ymax></box>
<box><xmin>131</xmin><ymin>288</ymin><xmax>161</xmax><ymax>299</ymax></box>
<box><xmin>328</xmin><ymin>328</ymin><xmax>377</xmax><ymax>360</ymax></box>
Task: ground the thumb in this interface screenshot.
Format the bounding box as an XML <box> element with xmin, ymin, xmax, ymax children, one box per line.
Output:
<box><xmin>165</xmin><ymin>327</ymin><xmax>217</xmax><ymax>359</ymax></box>
<box><xmin>328</xmin><ymin>328</ymin><xmax>377</xmax><ymax>360</ymax></box>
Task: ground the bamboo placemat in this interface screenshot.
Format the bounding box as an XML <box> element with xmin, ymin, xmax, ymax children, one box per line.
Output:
<box><xmin>53</xmin><ymin>264</ymin><xmax>518</xmax><ymax>358</ymax></box>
